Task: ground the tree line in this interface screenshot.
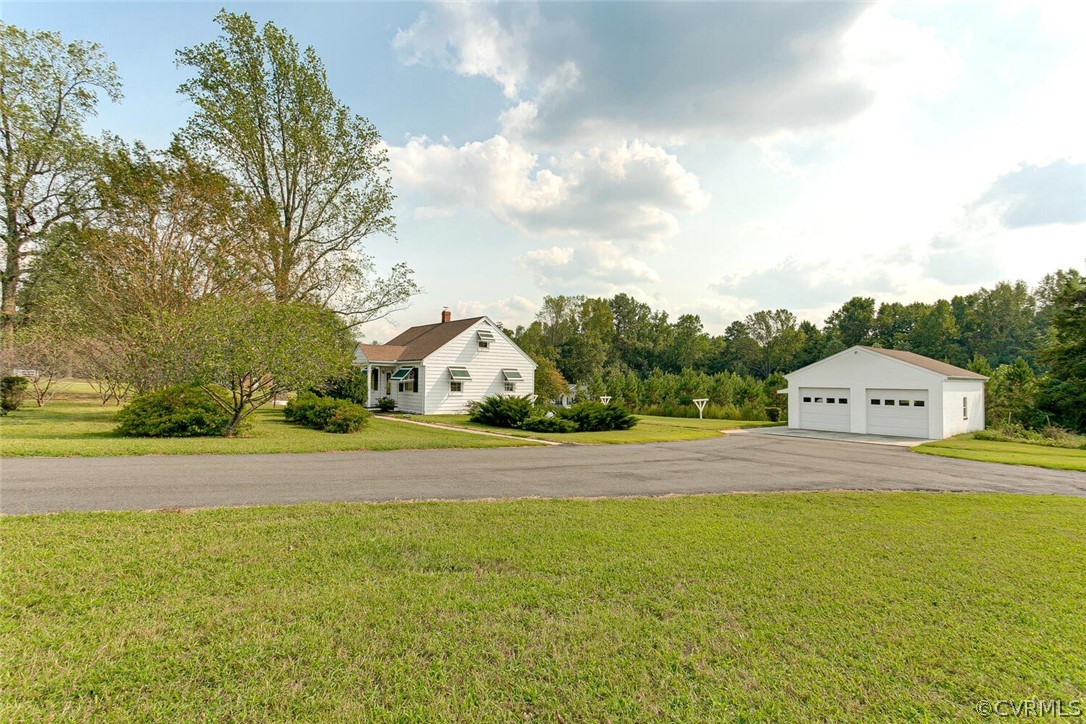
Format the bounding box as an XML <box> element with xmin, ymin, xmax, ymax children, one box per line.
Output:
<box><xmin>512</xmin><ymin>270</ymin><xmax>1086</xmax><ymax>432</ymax></box>
<box><xmin>1</xmin><ymin>14</ymin><xmax>416</xmax><ymax>430</ymax></box>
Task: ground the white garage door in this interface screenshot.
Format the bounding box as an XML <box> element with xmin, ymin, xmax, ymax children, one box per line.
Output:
<box><xmin>866</xmin><ymin>389</ymin><xmax>929</xmax><ymax>438</ymax></box>
<box><xmin>798</xmin><ymin>387</ymin><xmax>851</xmax><ymax>432</ymax></box>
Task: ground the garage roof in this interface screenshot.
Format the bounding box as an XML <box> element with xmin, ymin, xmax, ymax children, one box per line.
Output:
<box><xmin>859</xmin><ymin>347</ymin><xmax>988</xmax><ymax>380</ymax></box>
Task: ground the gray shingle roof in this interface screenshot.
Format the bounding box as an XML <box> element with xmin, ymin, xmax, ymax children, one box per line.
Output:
<box><xmin>860</xmin><ymin>346</ymin><xmax>988</xmax><ymax>379</ymax></box>
<box><xmin>358</xmin><ymin>317</ymin><xmax>485</xmax><ymax>363</ymax></box>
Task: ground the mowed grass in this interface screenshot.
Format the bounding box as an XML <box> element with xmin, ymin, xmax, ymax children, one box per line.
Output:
<box><xmin>2</xmin><ymin>493</ymin><xmax>1083</xmax><ymax>720</ymax></box>
<box><xmin>417</xmin><ymin>414</ymin><xmax>780</xmax><ymax>444</ymax></box>
<box><xmin>0</xmin><ymin>401</ymin><xmax>538</xmax><ymax>457</ymax></box>
<box><xmin>915</xmin><ymin>436</ymin><xmax>1086</xmax><ymax>472</ymax></box>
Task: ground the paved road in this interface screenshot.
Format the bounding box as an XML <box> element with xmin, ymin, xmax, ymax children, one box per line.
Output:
<box><xmin>4</xmin><ymin>432</ymin><xmax>1084</xmax><ymax>514</ymax></box>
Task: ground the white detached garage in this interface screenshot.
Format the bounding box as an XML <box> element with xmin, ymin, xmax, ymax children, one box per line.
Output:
<box><xmin>783</xmin><ymin>346</ymin><xmax>987</xmax><ymax>439</ymax></box>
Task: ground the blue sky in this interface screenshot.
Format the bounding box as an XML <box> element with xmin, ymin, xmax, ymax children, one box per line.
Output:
<box><xmin>5</xmin><ymin>2</ymin><xmax>1084</xmax><ymax>341</ymax></box>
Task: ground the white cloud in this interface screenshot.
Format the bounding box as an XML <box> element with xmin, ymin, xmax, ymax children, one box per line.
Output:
<box><xmin>389</xmin><ymin>135</ymin><xmax>708</xmax><ymax>250</ymax></box>
<box><xmin>393</xmin><ymin>4</ymin><xmax>537</xmax><ymax>99</ymax></box>
<box><xmin>517</xmin><ymin>240</ymin><xmax>660</xmax><ymax>291</ymax></box>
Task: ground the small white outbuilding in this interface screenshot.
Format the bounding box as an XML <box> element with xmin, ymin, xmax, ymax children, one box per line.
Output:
<box><xmin>782</xmin><ymin>346</ymin><xmax>987</xmax><ymax>439</ymax></box>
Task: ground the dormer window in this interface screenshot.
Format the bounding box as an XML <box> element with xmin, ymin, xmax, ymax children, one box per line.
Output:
<box><xmin>477</xmin><ymin>328</ymin><xmax>495</xmax><ymax>350</ymax></box>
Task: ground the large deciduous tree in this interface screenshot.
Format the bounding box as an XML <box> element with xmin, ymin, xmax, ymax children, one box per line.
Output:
<box><xmin>0</xmin><ymin>23</ymin><xmax>121</xmax><ymax>352</ymax></box>
<box><xmin>22</xmin><ymin>142</ymin><xmax>255</xmax><ymax>392</ymax></box>
<box><xmin>176</xmin><ymin>10</ymin><xmax>416</xmax><ymax>325</ymax></box>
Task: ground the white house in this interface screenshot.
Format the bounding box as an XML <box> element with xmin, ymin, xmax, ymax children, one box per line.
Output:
<box><xmin>354</xmin><ymin>310</ymin><xmax>536</xmax><ymax>414</ymax></box>
<box><xmin>783</xmin><ymin>346</ymin><xmax>987</xmax><ymax>439</ymax></box>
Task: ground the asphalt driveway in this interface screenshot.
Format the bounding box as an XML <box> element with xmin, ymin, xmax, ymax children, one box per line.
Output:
<box><xmin>3</xmin><ymin>433</ymin><xmax>1084</xmax><ymax>514</ymax></box>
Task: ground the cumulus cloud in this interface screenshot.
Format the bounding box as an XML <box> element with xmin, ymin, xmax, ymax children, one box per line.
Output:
<box><xmin>388</xmin><ymin>135</ymin><xmax>708</xmax><ymax>249</ymax></box>
<box><xmin>453</xmin><ymin>295</ymin><xmax>539</xmax><ymax>326</ymax></box>
<box><xmin>517</xmin><ymin>241</ymin><xmax>660</xmax><ymax>291</ymax></box>
<box><xmin>395</xmin><ymin>2</ymin><xmax>873</xmax><ymax>144</ymax></box>
<box><xmin>712</xmin><ymin>257</ymin><xmax>900</xmax><ymax>310</ymax></box>
<box><xmin>971</xmin><ymin>159</ymin><xmax>1086</xmax><ymax>228</ymax></box>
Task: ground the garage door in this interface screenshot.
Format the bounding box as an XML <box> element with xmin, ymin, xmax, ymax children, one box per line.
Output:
<box><xmin>798</xmin><ymin>387</ymin><xmax>851</xmax><ymax>432</ymax></box>
<box><xmin>866</xmin><ymin>389</ymin><xmax>929</xmax><ymax>438</ymax></box>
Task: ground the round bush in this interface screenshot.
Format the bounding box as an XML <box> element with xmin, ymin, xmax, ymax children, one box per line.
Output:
<box><xmin>558</xmin><ymin>401</ymin><xmax>638</xmax><ymax>432</ymax></box>
<box><xmin>469</xmin><ymin>395</ymin><xmax>535</xmax><ymax>428</ymax></box>
<box><xmin>1</xmin><ymin>376</ymin><xmax>28</xmax><ymax>415</ymax></box>
<box><xmin>324</xmin><ymin>403</ymin><xmax>371</xmax><ymax>433</ymax></box>
<box><xmin>115</xmin><ymin>386</ymin><xmax>235</xmax><ymax>437</ymax></box>
<box><xmin>519</xmin><ymin>414</ymin><xmax>578</xmax><ymax>433</ymax></box>
<box><xmin>285</xmin><ymin>392</ymin><xmax>371</xmax><ymax>433</ymax></box>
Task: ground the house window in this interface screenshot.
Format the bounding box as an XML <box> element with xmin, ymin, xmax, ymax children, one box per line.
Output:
<box><xmin>871</xmin><ymin>399</ymin><xmax>881</xmax><ymax>405</ymax></box>
<box><xmin>371</xmin><ymin>368</ymin><xmax>379</xmax><ymax>391</ymax></box>
<box><xmin>803</xmin><ymin>397</ymin><xmax>812</xmax><ymax>403</ymax></box>
<box><xmin>963</xmin><ymin>397</ymin><xmax>968</xmax><ymax>419</ymax></box>
<box><xmin>504</xmin><ymin>381</ymin><xmax>516</xmax><ymax>392</ymax></box>
<box><xmin>391</xmin><ymin>366</ymin><xmax>417</xmax><ymax>393</ymax></box>
<box><xmin>478</xmin><ymin>340</ymin><xmax>490</xmax><ymax>350</ymax></box>
<box><xmin>450</xmin><ymin>381</ymin><xmax>463</xmax><ymax>393</ymax></box>
<box><xmin>477</xmin><ymin>329</ymin><xmax>495</xmax><ymax>350</ymax></box>
<box><xmin>838</xmin><ymin>398</ymin><xmax>848</xmax><ymax>404</ymax></box>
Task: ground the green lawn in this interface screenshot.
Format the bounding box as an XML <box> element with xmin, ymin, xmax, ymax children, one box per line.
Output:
<box><xmin>415</xmin><ymin>414</ymin><xmax>780</xmax><ymax>444</ymax></box>
<box><xmin>0</xmin><ymin>401</ymin><xmax>538</xmax><ymax>457</ymax></box>
<box><xmin>915</xmin><ymin>435</ymin><xmax>1086</xmax><ymax>472</ymax></box>
<box><xmin>2</xmin><ymin>493</ymin><xmax>1083</xmax><ymax>720</ymax></box>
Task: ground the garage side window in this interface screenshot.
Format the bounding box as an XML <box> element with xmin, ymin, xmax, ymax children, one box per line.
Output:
<box><xmin>963</xmin><ymin>397</ymin><xmax>968</xmax><ymax>419</ymax></box>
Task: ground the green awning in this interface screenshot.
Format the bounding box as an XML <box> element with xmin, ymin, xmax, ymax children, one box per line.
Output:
<box><xmin>390</xmin><ymin>367</ymin><xmax>413</xmax><ymax>381</ymax></box>
<box><xmin>476</xmin><ymin>329</ymin><xmax>495</xmax><ymax>341</ymax></box>
<box><xmin>501</xmin><ymin>369</ymin><xmax>524</xmax><ymax>382</ymax></box>
<box><xmin>448</xmin><ymin>366</ymin><xmax>472</xmax><ymax>380</ymax></box>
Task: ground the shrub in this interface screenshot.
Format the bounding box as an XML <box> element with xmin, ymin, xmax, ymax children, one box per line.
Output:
<box><xmin>285</xmin><ymin>392</ymin><xmax>371</xmax><ymax>433</ymax></box>
<box><xmin>764</xmin><ymin>406</ymin><xmax>781</xmax><ymax>422</ymax></box>
<box><xmin>376</xmin><ymin>396</ymin><xmax>397</xmax><ymax>412</ymax></box>
<box><xmin>314</xmin><ymin>367</ymin><xmax>369</xmax><ymax>406</ymax></box>
<box><xmin>469</xmin><ymin>395</ymin><xmax>535</xmax><ymax>428</ymax></box>
<box><xmin>115</xmin><ymin>386</ymin><xmax>236</xmax><ymax>437</ymax></box>
<box><xmin>558</xmin><ymin>401</ymin><xmax>638</xmax><ymax>432</ymax></box>
<box><xmin>519</xmin><ymin>414</ymin><xmax>578</xmax><ymax>433</ymax></box>
<box><xmin>325</xmin><ymin>404</ymin><xmax>371</xmax><ymax>433</ymax></box>
<box><xmin>1</xmin><ymin>376</ymin><xmax>28</xmax><ymax>415</ymax></box>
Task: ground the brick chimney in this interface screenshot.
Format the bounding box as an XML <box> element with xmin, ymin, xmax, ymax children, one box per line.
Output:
<box><xmin>441</xmin><ymin>307</ymin><xmax>452</xmax><ymax>324</ymax></box>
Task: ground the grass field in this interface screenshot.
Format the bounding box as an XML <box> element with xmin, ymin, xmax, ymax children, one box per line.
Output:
<box><xmin>915</xmin><ymin>435</ymin><xmax>1086</xmax><ymax>472</ymax></box>
<box><xmin>0</xmin><ymin>401</ymin><xmax>538</xmax><ymax>457</ymax></box>
<box><xmin>2</xmin><ymin>493</ymin><xmax>1083</xmax><ymax>720</ymax></box>
<box><xmin>415</xmin><ymin>414</ymin><xmax>780</xmax><ymax>444</ymax></box>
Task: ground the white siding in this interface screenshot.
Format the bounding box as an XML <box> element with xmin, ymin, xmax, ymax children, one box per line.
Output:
<box><xmin>942</xmin><ymin>379</ymin><xmax>986</xmax><ymax>437</ymax></box>
<box><xmin>420</xmin><ymin>320</ymin><xmax>536</xmax><ymax>415</ymax></box>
